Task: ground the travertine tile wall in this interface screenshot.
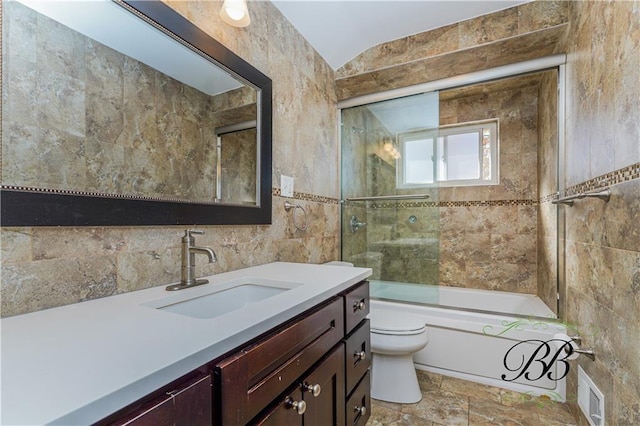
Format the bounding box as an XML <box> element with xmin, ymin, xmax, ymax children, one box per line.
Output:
<box><xmin>0</xmin><ymin>0</ymin><xmax>340</xmax><ymax>317</ymax></box>
<box><xmin>335</xmin><ymin>1</ymin><xmax>569</xmax><ymax>100</ymax></box>
<box><xmin>438</xmin><ymin>78</ymin><xmax>540</xmax><ymax>293</ymax></box>
<box><xmin>560</xmin><ymin>1</ymin><xmax>640</xmax><ymax>424</ymax></box>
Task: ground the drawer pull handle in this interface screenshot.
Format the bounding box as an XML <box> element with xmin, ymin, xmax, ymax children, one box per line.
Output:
<box><xmin>303</xmin><ymin>382</ymin><xmax>322</xmax><ymax>397</ymax></box>
<box><xmin>354</xmin><ymin>350</ymin><xmax>366</xmax><ymax>361</ymax></box>
<box><xmin>286</xmin><ymin>397</ymin><xmax>307</xmax><ymax>415</ymax></box>
<box><xmin>354</xmin><ymin>301</ymin><xmax>366</xmax><ymax>311</ymax></box>
<box><xmin>354</xmin><ymin>405</ymin><xmax>367</xmax><ymax>416</ymax></box>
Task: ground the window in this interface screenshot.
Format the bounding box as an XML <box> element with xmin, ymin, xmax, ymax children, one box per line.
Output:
<box><xmin>397</xmin><ymin>120</ymin><xmax>498</xmax><ymax>188</ymax></box>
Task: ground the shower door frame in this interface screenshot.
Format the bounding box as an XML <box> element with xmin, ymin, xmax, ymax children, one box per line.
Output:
<box><xmin>337</xmin><ymin>54</ymin><xmax>568</xmax><ymax>319</ymax></box>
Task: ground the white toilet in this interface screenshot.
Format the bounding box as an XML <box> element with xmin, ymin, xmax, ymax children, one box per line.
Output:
<box><xmin>369</xmin><ymin>308</ymin><xmax>429</xmax><ymax>404</ymax></box>
<box><xmin>321</xmin><ymin>262</ymin><xmax>428</xmax><ymax>403</ymax></box>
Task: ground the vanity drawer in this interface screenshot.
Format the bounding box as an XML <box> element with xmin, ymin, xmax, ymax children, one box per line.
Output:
<box><xmin>345</xmin><ymin>371</ymin><xmax>371</xmax><ymax>426</ymax></box>
<box><xmin>343</xmin><ymin>281</ymin><xmax>369</xmax><ymax>335</ymax></box>
<box><xmin>344</xmin><ymin>319</ymin><xmax>371</xmax><ymax>395</ymax></box>
<box><xmin>216</xmin><ymin>298</ymin><xmax>344</xmax><ymax>425</ymax></box>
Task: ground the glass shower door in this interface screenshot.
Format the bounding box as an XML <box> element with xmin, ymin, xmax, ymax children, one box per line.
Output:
<box><xmin>340</xmin><ymin>92</ymin><xmax>440</xmax><ymax>300</ymax></box>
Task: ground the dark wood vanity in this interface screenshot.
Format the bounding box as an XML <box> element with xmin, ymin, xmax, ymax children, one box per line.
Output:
<box><xmin>99</xmin><ymin>281</ymin><xmax>370</xmax><ymax>426</ymax></box>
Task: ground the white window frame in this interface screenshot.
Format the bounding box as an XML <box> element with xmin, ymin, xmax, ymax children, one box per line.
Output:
<box><xmin>396</xmin><ymin>119</ymin><xmax>499</xmax><ymax>188</ymax></box>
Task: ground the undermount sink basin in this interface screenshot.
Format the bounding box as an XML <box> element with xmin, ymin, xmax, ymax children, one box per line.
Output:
<box><xmin>142</xmin><ymin>277</ymin><xmax>302</xmax><ymax>319</ymax></box>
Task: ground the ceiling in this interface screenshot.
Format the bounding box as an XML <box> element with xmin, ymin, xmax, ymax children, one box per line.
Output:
<box><xmin>270</xmin><ymin>0</ymin><xmax>531</xmax><ymax>70</ymax></box>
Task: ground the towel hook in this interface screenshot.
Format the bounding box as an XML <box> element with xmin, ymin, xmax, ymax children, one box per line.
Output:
<box><xmin>284</xmin><ymin>201</ymin><xmax>309</xmax><ymax>231</ymax></box>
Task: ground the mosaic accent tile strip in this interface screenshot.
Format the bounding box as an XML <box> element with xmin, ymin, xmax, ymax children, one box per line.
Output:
<box><xmin>370</xmin><ymin>201</ymin><xmax>439</xmax><ymax>208</ymax></box>
<box><xmin>343</xmin><ymin>199</ymin><xmax>537</xmax><ymax>209</ymax></box>
<box><xmin>272</xmin><ymin>188</ymin><xmax>341</xmax><ymax>204</ymax></box>
<box><xmin>539</xmin><ymin>192</ymin><xmax>559</xmax><ymax>204</ymax></box>
<box><xmin>438</xmin><ymin>199</ymin><xmax>536</xmax><ymax>207</ymax></box>
<box><xmin>0</xmin><ymin>185</ymin><xmax>219</xmax><ymax>204</ymax></box>
<box><xmin>566</xmin><ymin>162</ymin><xmax>640</xmax><ymax>196</ymax></box>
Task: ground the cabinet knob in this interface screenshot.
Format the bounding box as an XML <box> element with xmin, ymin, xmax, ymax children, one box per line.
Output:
<box><xmin>303</xmin><ymin>382</ymin><xmax>322</xmax><ymax>397</ymax></box>
<box><xmin>354</xmin><ymin>350</ymin><xmax>366</xmax><ymax>361</ymax></box>
<box><xmin>354</xmin><ymin>405</ymin><xmax>367</xmax><ymax>416</ymax></box>
<box><xmin>353</xmin><ymin>300</ymin><xmax>366</xmax><ymax>311</ymax></box>
<box><xmin>286</xmin><ymin>398</ymin><xmax>307</xmax><ymax>415</ymax></box>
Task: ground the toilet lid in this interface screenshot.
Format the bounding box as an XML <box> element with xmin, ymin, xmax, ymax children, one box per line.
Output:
<box><xmin>370</xmin><ymin>309</ymin><xmax>426</xmax><ymax>335</ymax></box>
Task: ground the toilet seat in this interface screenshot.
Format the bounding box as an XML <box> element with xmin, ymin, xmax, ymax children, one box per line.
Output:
<box><xmin>370</xmin><ymin>309</ymin><xmax>426</xmax><ymax>335</ymax></box>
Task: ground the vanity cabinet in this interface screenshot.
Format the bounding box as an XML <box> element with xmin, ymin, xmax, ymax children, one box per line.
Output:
<box><xmin>98</xmin><ymin>280</ymin><xmax>370</xmax><ymax>426</ymax></box>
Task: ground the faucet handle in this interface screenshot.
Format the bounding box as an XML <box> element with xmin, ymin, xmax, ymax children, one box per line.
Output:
<box><xmin>185</xmin><ymin>229</ymin><xmax>204</xmax><ymax>237</ymax></box>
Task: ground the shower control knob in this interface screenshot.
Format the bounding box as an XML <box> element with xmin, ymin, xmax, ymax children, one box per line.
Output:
<box><xmin>354</xmin><ymin>350</ymin><xmax>366</xmax><ymax>361</ymax></box>
<box><xmin>286</xmin><ymin>398</ymin><xmax>306</xmax><ymax>415</ymax></box>
<box><xmin>355</xmin><ymin>405</ymin><xmax>367</xmax><ymax>416</ymax></box>
<box><xmin>303</xmin><ymin>382</ymin><xmax>322</xmax><ymax>397</ymax></box>
<box><xmin>354</xmin><ymin>300</ymin><xmax>366</xmax><ymax>311</ymax></box>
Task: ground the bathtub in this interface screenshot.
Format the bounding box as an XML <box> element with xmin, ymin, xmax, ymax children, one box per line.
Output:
<box><xmin>370</xmin><ymin>280</ymin><xmax>569</xmax><ymax>401</ymax></box>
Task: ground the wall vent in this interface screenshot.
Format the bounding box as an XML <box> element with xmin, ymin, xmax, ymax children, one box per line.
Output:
<box><xmin>578</xmin><ymin>366</ymin><xmax>605</xmax><ymax>426</ymax></box>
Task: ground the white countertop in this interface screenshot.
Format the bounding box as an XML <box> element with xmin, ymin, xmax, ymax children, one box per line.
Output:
<box><xmin>0</xmin><ymin>262</ymin><xmax>371</xmax><ymax>425</ymax></box>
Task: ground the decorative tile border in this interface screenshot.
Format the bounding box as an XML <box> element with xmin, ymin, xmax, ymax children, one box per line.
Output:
<box><xmin>272</xmin><ymin>188</ymin><xmax>341</xmax><ymax>205</ymax></box>
<box><xmin>539</xmin><ymin>192</ymin><xmax>559</xmax><ymax>204</ymax></box>
<box><xmin>343</xmin><ymin>199</ymin><xmax>537</xmax><ymax>209</ymax></box>
<box><xmin>368</xmin><ymin>201</ymin><xmax>439</xmax><ymax>209</ymax></box>
<box><xmin>566</xmin><ymin>162</ymin><xmax>640</xmax><ymax>196</ymax></box>
<box><xmin>0</xmin><ymin>184</ymin><xmax>220</xmax><ymax>204</ymax></box>
<box><xmin>439</xmin><ymin>199</ymin><xmax>536</xmax><ymax>207</ymax></box>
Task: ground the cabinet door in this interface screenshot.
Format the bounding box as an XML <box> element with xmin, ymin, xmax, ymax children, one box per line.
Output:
<box><xmin>113</xmin><ymin>395</ymin><xmax>174</xmax><ymax>426</ymax></box>
<box><xmin>303</xmin><ymin>344</ymin><xmax>346</xmax><ymax>426</ymax></box>
<box><xmin>173</xmin><ymin>374</ymin><xmax>213</xmax><ymax>426</ymax></box>
<box><xmin>254</xmin><ymin>388</ymin><xmax>304</xmax><ymax>426</ymax></box>
<box><xmin>112</xmin><ymin>374</ymin><xmax>212</xmax><ymax>426</ymax></box>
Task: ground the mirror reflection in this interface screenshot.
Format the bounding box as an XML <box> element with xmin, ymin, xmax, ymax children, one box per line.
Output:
<box><xmin>2</xmin><ymin>0</ymin><xmax>260</xmax><ymax>206</ymax></box>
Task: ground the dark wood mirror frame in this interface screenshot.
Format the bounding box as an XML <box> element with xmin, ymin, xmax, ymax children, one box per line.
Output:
<box><xmin>0</xmin><ymin>0</ymin><xmax>272</xmax><ymax>226</ymax></box>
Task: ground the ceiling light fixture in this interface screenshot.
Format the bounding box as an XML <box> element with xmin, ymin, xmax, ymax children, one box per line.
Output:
<box><xmin>219</xmin><ymin>0</ymin><xmax>251</xmax><ymax>27</ymax></box>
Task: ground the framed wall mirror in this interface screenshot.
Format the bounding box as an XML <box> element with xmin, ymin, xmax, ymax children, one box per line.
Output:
<box><xmin>1</xmin><ymin>0</ymin><xmax>272</xmax><ymax>226</ymax></box>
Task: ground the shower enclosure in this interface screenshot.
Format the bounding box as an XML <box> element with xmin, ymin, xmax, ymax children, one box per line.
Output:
<box><xmin>341</xmin><ymin>91</ymin><xmax>440</xmax><ymax>283</ymax></box>
<box><xmin>340</xmin><ymin>64</ymin><xmax>561</xmax><ymax>318</ymax></box>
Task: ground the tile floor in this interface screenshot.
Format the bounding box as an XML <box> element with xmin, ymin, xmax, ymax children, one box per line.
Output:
<box><xmin>366</xmin><ymin>370</ymin><xmax>578</xmax><ymax>426</ymax></box>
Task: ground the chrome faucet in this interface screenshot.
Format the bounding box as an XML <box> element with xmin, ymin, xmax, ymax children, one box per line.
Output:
<box><xmin>166</xmin><ymin>230</ymin><xmax>217</xmax><ymax>291</ymax></box>
<box><xmin>350</xmin><ymin>215</ymin><xmax>367</xmax><ymax>234</ymax></box>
